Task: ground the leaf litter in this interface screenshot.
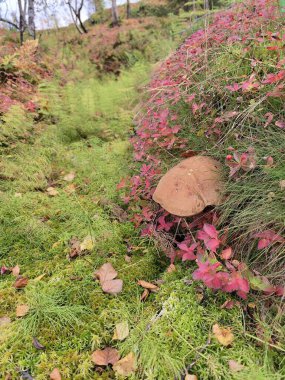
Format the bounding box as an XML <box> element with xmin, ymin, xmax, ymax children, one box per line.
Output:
<box><xmin>94</xmin><ymin>263</ymin><xmax>123</xmax><ymax>295</ymax></box>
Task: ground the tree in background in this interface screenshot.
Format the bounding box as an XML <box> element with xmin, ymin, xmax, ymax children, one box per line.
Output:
<box><xmin>28</xmin><ymin>0</ymin><xmax>36</xmax><ymax>38</ymax></box>
<box><xmin>66</xmin><ymin>0</ymin><xmax>88</xmax><ymax>33</ymax></box>
<box><xmin>126</xmin><ymin>0</ymin><xmax>130</xmax><ymax>19</ymax></box>
<box><xmin>111</xmin><ymin>0</ymin><xmax>119</xmax><ymax>26</ymax></box>
<box><xmin>0</xmin><ymin>0</ymin><xmax>28</xmax><ymax>44</ymax></box>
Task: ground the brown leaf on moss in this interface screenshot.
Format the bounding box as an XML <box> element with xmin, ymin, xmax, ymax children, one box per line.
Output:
<box><xmin>212</xmin><ymin>324</ymin><xmax>234</xmax><ymax>346</ymax></box>
<box><xmin>101</xmin><ymin>279</ymin><xmax>123</xmax><ymax>295</ymax></box>
<box><xmin>12</xmin><ymin>265</ymin><xmax>20</xmax><ymax>276</ymax></box>
<box><xmin>46</xmin><ymin>187</ymin><xmax>59</xmax><ymax>196</ymax></box>
<box><xmin>228</xmin><ymin>360</ymin><xmax>244</xmax><ymax>372</ymax></box>
<box><xmin>140</xmin><ymin>288</ymin><xmax>150</xmax><ymax>302</ymax></box>
<box><xmin>63</xmin><ymin>172</ymin><xmax>75</xmax><ymax>182</ymax></box>
<box><xmin>16</xmin><ymin>304</ymin><xmax>30</xmax><ymax>317</ymax></box>
<box><xmin>94</xmin><ymin>263</ymin><xmax>118</xmax><ymax>285</ymax></box>
<box><xmin>91</xmin><ymin>347</ymin><xmax>120</xmax><ymax>366</ymax></box>
<box><xmin>137</xmin><ymin>280</ymin><xmax>158</xmax><ymax>291</ymax></box>
<box><xmin>113</xmin><ymin>352</ymin><xmax>136</xmax><ymax>376</ymax></box>
<box><xmin>50</xmin><ymin>368</ymin><xmax>62</xmax><ymax>380</ymax></box>
<box><xmin>13</xmin><ymin>276</ymin><xmax>29</xmax><ymax>289</ymax></box>
<box><xmin>166</xmin><ymin>264</ymin><xmax>176</xmax><ymax>273</ymax></box>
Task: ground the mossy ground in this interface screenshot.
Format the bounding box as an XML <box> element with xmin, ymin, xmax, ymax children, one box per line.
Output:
<box><xmin>0</xmin><ymin>44</ymin><xmax>284</xmax><ymax>380</ymax></box>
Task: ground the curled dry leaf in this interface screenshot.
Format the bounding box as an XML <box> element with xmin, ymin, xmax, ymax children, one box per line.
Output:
<box><xmin>16</xmin><ymin>304</ymin><xmax>30</xmax><ymax>317</ymax></box>
<box><xmin>212</xmin><ymin>324</ymin><xmax>234</xmax><ymax>346</ymax></box>
<box><xmin>13</xmin><ymin>276</ymin><xmax>29</xmax><ymax>289</ymax></box>
<box><xmin>63</xmin><ymin>172</ymin><xmax>75</xmax><ymax>182</ymax></box>
<box><xmin>46</xmin><ymin>187</ymin><xmax>58</xmax><ymax>196</ymax></box>
<box><xmin>101</xmin><ymin>279</ymin><xmax>123</xmax><ymax>295</ymax></box>
<box><xmin>228</xmin><ymin>360</ymin><xmax>244</xmax><ymax>372</ymax></box>
<box><xmin>113</xmin><ymin>352</ymin><xmax>136</xmax><ymax>377</ymax></box>
<box><xmin>167</xmin><ymin>264</ymin><xmax>176</xmax><ymax>273</ymax></box>
<box><xmin>113</xmin><ymin>321</ymin><xmax>129</xmax><ymax>341</ymax></box>
<box><xmin>32</xmin><ymin>337</ymin><xmax>45</xmax><ymax>350</ymax></box>
<box><xmin>140</xmin><ymin>288</ymin><xmax>150</xmax><ymax>302</ymax></box>
<box><xmin>50</xmin><ymin>368</ymin><xmax>62</xmax><ymax>380</ymax></box>
<box><xmin>137</xmin><ymin>280</ymin><xmax>158</xmax><ymax>292</ymax></box>
<box><xmin>91</xmin><ymin>347</ymin><xmax>120</xmax><ymax>366</ymax></box>
<box><xmin>12</xmin><ymin>265</ymin><xmax>20</xmax><ymax>276</ymax></box>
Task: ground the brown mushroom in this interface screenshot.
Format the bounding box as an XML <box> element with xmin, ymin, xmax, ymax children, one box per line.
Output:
<box><xmin>152</xmin><ymin>156</ymin><xmax>223</xmax><ymax>217</ymax></box>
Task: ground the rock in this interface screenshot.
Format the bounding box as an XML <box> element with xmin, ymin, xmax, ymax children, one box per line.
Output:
<box><xmin>152</xmin><ymin>156</ymin><xmax>223</xmax><ymax>217</ymax></box>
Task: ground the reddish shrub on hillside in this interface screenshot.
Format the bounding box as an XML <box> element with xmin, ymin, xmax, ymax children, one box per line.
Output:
<box><xmin>120</xmin><ymin>0</ymin><xmax>285</xmax><ymax>298</ymax></box>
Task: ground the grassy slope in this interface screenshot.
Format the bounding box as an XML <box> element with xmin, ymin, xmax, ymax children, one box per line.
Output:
<box><xmin>0</xmin><ymin>10</ymin><xmax>284</xmax><ymax>380</ymax></box>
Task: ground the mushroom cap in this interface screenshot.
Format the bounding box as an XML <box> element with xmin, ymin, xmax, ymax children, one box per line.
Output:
<box><xmin>152</xmin><ymin>156</ymin><xmax>223</xmax><ymax>217</ymax></box>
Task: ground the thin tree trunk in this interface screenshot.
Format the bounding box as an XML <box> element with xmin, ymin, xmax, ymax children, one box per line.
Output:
<box><xmin>111</xmin><ymin>0</ymin><xmax>119</xmax><ymax>26</ymax></box>
<box><xmin>17</xmin><ymin>0</ymin><xmax>25</xmax><ymax>44</ymax></box>
<box><xmin>126</xmin><ymin>0</ymin><xmax>131</xmax><ymax>19</ymax></box>
<box><xmin>28</xmin><ymin>0</ymin><xmax>36</xmax><ymax>39</ymax></box>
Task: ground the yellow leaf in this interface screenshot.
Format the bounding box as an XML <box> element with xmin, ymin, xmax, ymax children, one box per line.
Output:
<box><xmin>80</xmin><ymin>235</ymin><xmax>95</xmax><ymax>251</ymax></box>
<box><xmin>113</xmin><ymin>352</ymin><xmax>136</xmax><ymax>376</ymax></box>
<box><xmin>33</xmin><ymin>273</ymin><xmax>46</xmax><ymax>282</ymax></box>
<box><xmin>16</xmin><ymin>304</ymin><xmax>29</xmax><ymax>317</ymax></box>
<box><xmin>113</xmin><ymin>321</ymin><xmax>129</xmax><ymax>341</ymax></box>
<box><xmin>212</xmin><ymin>323</ymin><xmax>234</xmax><ymax>346</ymax></box>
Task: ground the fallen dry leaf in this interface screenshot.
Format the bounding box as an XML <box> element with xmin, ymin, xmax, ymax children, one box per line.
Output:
<box><xmin>166</xmin><ymin>264</ymin><xmax>176</xmax><ymax>273</ymax></box>
<box><xmin>13</xmin><ymin>276</ymin><xmax>29</xmax><ymax>289</ymax></box>
<box><xmin>95</xmin><ymin>263</ymin><xmax>118</xmax><ymax>285</ymax></box>
<box><xmin>137</xmin><ymin>280</ymin><xmax>158</xmax><ymax>291</ymax></box>
<box><xmin>12</xmin><ymin>265</ymin><xmax>20</xmax><ymax>277</ymax></box>
<box><xmin>212</xmin><ymin>324</ymin><xmax>234</xmax><ymax>346</ymax></box>
<box><xmin>63</xmin><ymin>172</ymin><xmax>75</xmax><ymax>182</ymax></box>
<box><xmin>46</xmin><ymin>187</ymin><xmax>59</xmax><ymax>196</ymax></box>
<box><xmin>280</xmin><ymin>180</ymin><xmax>285</xmax><ymax>190</ymax></box>
<box><xmin>124</xmin><ymin>255</ymin><xmax>131</xmax><ymax>263</ymax></box>
<box><xmin>32</xmin><ymin>337</ymin><xmax>45</xmax><ymax>350</ymax></box>
<box><xmin>113</xmin><ymin>321</ymin><xmax>129</xmax><ymax>341</ymax></box>
<box><xmin>33</xmin><ymin>273</ymin><xmax>46</xmax><ymax>282</ymax></box>
<box><xmin>113</xmin><ymin>352</ymin><xmax>136</xmax><ymax>376</ymax></box>
<box><xmin>50</xmin><ymin>368</ymin><xmax>62</xmax><ymax>380</ymax></box>
<box><xmin>16</xmin><ymin>304</ymin><xmax>30</xmax><ymax>317</ymax></box>
<box><xmin>91</xmin><ymin>347</ymin><xmax>120</xmax><ymax>366</ymax></box>
<box><xmin>64</xmin><ymin>183</ymin><xmax>76</xmax><ymax>194</ymax></box>
<box><xmin>140</xmin><ymin>288</ymin><xmax>150</xmax><ymax>302</ymax></box>
<box><xmin>228</xmin><ymin>360</ymin><xmax>244</xmax><ymax>372</ymax></box>
<box><xmin>185</xmin><ymin>375</ymin><xmax>198</xmax><ymax>380</ymax></box>
<box><xmin>0</xmin><ymin>316</ymin><xmax>11</xmax><ymax>327</ymax></box>
<box><xmin>94</xmin><ymin>263</ymin><xmax>123</xmax><ymax>295</ymax></box>
<box><xmin>80</xmin><ymin>235</ymin><xmax>95</xmax><ymax>252</ymax></box>
<box><xmin>69</xmin><ymin>237</ymin><xmax>81</xmax><ymax>259</ymax></box>
<box><xmin>101</xmin><ymin>279</ymin><xmax>123</xmax><ymax>295</ymax></box>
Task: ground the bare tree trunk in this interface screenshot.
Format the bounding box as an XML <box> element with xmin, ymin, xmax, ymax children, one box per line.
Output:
<box><xmin>28</xmin><ymin>0</ymin><xmax>36</xmax><ymax>39</ymax></box>
<box><xmin>17</xmin><ymin>0</ymin><xmax>25</xmax><ymax>44</ymax></box>
<box><xmin>111</xmin><ymin>0</ymin><xmax>119</xmax><ymax>26</ymax></box>
<box><xmin>126</xmin><ymin>0</ymin><xmax>130</xmax><ymax>19</ymax></box>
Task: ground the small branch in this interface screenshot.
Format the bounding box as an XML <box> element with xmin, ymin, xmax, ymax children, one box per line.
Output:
<box><xmin>0</xmin><ymin>17</ymin><xmax>19</xmax><ymax>29</ymax></box>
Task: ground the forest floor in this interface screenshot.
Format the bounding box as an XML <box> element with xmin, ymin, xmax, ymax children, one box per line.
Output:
<box><xmin>0</xmin><ymin>9</ymin><xmax>284</xmax><ymax>380</ymax></box>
